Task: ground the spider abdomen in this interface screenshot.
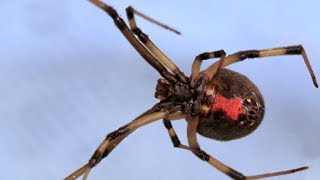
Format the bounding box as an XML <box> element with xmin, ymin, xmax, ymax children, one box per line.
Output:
<box><xmin>197</xmin><ymin>69</ymin><xmax>265</xmax><ymax>141</ymax></box>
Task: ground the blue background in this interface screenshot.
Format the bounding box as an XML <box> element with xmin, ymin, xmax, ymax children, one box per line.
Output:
<box><xmin>1</xmin><ymin>0</ymin><xmax>319</xmax><ymax>179</ymax></box>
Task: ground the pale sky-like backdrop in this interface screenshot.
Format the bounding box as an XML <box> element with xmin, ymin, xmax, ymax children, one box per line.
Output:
<box><xmin>1</xmin><ymin>0</ymin><xmax>320</xmax><ymax>180</ymax></box>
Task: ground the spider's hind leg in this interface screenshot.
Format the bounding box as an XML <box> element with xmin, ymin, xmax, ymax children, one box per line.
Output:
<box><xmin>202</xmin><ymin>45</ymin><xmax>318</xmax><ymax>87</ymax></box>
<box><xmin>185</xmin><ymin>118</ymin><xmax>309</xmax><ymax>180</ymax></box>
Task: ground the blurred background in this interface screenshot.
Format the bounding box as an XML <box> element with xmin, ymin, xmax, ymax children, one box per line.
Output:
<box><xmin>1</xmin><ymin>0</ymin><xmax>319</xmax><ymax>179</ymax></box>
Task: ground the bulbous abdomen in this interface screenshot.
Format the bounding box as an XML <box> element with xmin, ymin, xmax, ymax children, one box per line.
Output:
<box><xmin>197</xmin><ymin>68</ymin><xmax>265</xmax><ymax>141</ymax></box>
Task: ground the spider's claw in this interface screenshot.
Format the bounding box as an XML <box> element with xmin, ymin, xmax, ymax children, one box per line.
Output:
<box><xmin>309</xmin><ymin>71</ymin><xmax>318</xmax><ymax>88</ymax></box>
<box><xmin>313</xmin><ymin>81</ymin><xmax>318</xmax><ymax>88</ymax></box>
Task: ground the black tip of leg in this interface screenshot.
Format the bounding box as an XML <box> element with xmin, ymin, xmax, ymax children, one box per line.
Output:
<box><xmin>285</xmin><ymin>45</ymin><xmax>302</xmax><ymax>54</ymax></box>
<box><xmin>295</xmin><ymin>166</ymin><xmax>309</xmax><ymax>172</ymax></box>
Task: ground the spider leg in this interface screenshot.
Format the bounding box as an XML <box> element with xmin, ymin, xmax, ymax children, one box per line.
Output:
<box><xmin>89</xmin><ymin>0</ymin><xmax>177</xmax><ymax>82</ymax></box>
<box><xmin>185</xmin><ymin>118</ymin><xmax>308</xmax><ymax>180</ymax></box>
<box><xmin>163</xmin><ymin>116</ymin><xmax>248</xmax><ymax>179</ymax></box>
<box><xmin>126</xmin><ymin>6</ymin><xmax>188</xmax><ymax>83</ymax></box>
<box><xmin>202</xmin><ymin>45</ymin><xmax>318</xmax><ymax>87</ymax></box>
<box><xmin>125</xmin><ymin>6</ymin><xmax>181</xmax><ymax>35</ymax></box>
<box><xmin>64</xmin><ymin>134</ymin><xmax>129</xmax><ymax>180</ymax></box>
<box><xmin>162</xmin><ymin>112</ymin><xmax>194</xmax><ymax>151</ymax></box>
<box><xmin>65</xmin><ymin>108</ymin><xmax>170</xmax><ymax>180</ymax></box>
<box><xmin>190</xmin><ymin>50</ymin><xmax>226</xmax><ymax>88</ymax></box>
<box><xmin>163</xmin><ymin>120</ymin><xmax>203</xmax><ymax>153</ymax></box>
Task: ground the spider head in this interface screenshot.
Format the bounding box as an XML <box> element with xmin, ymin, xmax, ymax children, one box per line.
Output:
<box><xmin>155</xmin><ymin>78</ymin><xmax>193</xmax><ymax>102</ymax></box>
<box><xmin>155</xmin><ymin>79</ymin><xmax>172</xmax><ymax>100</ymax></box>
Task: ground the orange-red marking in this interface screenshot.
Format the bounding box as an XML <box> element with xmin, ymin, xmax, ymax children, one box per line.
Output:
<box><xmin>212</xmin><ymin>94</ymin><xmax>243</xmax><ymax>121</ymax></box>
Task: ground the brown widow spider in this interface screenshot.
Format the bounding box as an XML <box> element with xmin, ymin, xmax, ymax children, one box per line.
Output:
<box><xmin>66</xmin><ymin>0</ymin><xmax>318</xmax><ymax>179</ymax></box>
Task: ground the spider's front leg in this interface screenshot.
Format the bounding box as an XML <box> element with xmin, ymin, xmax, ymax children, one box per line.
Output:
<box><xmin>125</xmin><ymin>6</ymin><xmax>188</xmax><ymax>83</ymax></box>
<box><xmin>89</xmin><ymin>0</ymin><xmax>178</xmax><ymax>83</ymax></box>
<box><xmin>65</xmin><ymin>103</ymin><xmax>183</xmax><ymax>180</ymax></box>
<box><xmin>65</xmin><ymin>111</ymin><xmax>167</xmax><ymax>180</ymax></box>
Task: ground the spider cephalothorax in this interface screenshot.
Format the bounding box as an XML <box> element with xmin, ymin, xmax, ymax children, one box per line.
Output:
<box><xmin>155</xmin><ymin>78</ymin><xmax>193</xmax><ymax>102</ymax></box>
<box><xmin>66</xmin><ymin>1</ymin><xmax>318</xmax><ymax>180</ymax></box>
<box><xmin>155</xmin><ymin>77</ymin><xmax>206</xmax><ymax>117</ymax></box>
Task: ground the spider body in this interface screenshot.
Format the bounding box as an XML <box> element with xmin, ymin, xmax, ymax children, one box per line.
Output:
<box><xmin>66</xmin><ymin>1</ymin><xmax>318</xmax><ymax>180</ymax></box>
<box><xmin>155</xmin><ymin>68</ymin><xmax>264</xmax><ymax>141</ymax></box>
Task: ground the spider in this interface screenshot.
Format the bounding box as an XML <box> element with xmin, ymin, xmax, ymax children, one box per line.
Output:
<box><xmin>66</xmin><ymin>0</ymin><xmax>318</xmax><ymax>179</ymax></box>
